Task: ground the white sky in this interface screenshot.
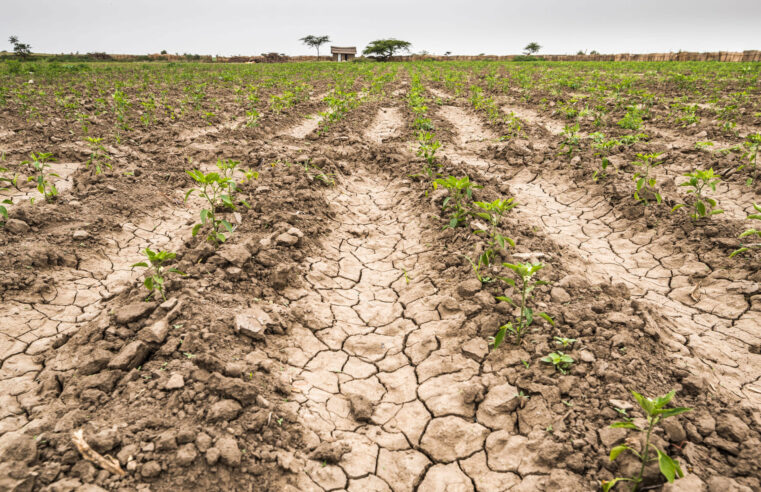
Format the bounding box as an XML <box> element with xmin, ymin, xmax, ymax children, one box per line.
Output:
<box><xmin>2</xmin><ymin>0</ymin><xmax>761</xmax><ymax>56</ymax></box>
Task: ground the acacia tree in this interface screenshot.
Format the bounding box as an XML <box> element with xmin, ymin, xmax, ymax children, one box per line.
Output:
<box><xmin>8</xmin><ymin>36</ymin><xmax>32</xmax><ymax>60</ymax></box>
<box><xmin>300</xmin><ymin>35</ymin><xmax>330</xmax><ymax>58</ymax></box>
<box><xmin>523</xmin><ymin>42</ymin><xmax>541</xmax><ymax>56</ymax></box>
<box><xmin>363</xmin><ymin>39</ymin><xmax>411</xmax><ymax>61</ymax></box>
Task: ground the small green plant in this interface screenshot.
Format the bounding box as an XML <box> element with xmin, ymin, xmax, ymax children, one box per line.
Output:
<box><xmin>541</xmin><ymin>351</ymin><xmax>574</xmax><ymax>374</ymax></box>
<box><xmin>618</xmin><ymin>105</ymin><xmax>644</xmax><ymax>131</ymax></box>
<box><xmin>554</xmin><ymin>336</ymin><xmax>577</xmax><ymax>348</ymax></box>
<box><xmin>590</xmin><ymin>133</ymin><xmax>620</xmax><ymax>181</ymax></box>
<box><xmin>432</xmin><ymin>175</ymin><xmax>480</xmax><ymax>229</ymax></box>
<box><xmin>632</xmin><ymin>153</ymin><xmax>663</xmax><ymax>205</ymax></box>
<box><xmin>22</xmin><ymin>152</ymin><xmax>58</xmax><ymax>201</ymax></box>
<box><xmin>185</xmin><ymin>169</ymin><xmax>238</xmax><ymax>244</ymax></box>
<box><xmin>465</xmin><ymin>252</ymin><xmax>493</xmax><ymax>283</ymax></box>
<box><xmin>558</xmin><ymin>123</ymin><xmax>581</xmax><ymax>156</ymax></box>
<box><xmin>730</xmin><ymin>203</ymin><xmax>761</xmax><ymax>257</ymax></box>
<box><xmin>416</xmin><ymin>131</ymin><xmax>442</xmax><ymax>177</ymax></box>
<box><xmin>671</xmin><ymin>168</ymin><xmax>723</xmax><ymax>220</ymax></box>
<box><xmin>602</xmin><ymin>390</ymin><xmax>691</xmax><ymax>492</ymax></box>
<box><xmin>472</xmin><ymin>198</ymin><xmax>517</xmax><ymax>256</ymax></box>
<box><xmin>84</xmin><ymin>137</ymin><xmax>112</xmax><ymax>175</ymax></box>
<box><xmin>739</xmin><ymin>133</ymin><xmax>760</xmax><ymax>184</ymax></box>
<box><xmin>694</xmin><ymin>141</ymin><xmax>714</xmax><ymax>151</ymax></box>
<box><xmin>131</xmin><ymin>248</ymin><xmax>186</xmax><ymax>301</ymax></box>
<box><xmin>492</xmin><ymin>262</ymin><xmax>554</xmax><ymax>347</ymax></box>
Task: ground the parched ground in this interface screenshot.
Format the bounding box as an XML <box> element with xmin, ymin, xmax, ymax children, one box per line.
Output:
<box><xmin>0</xmin><ymin>62</ymin><xmax>760</xmax><ymax>492</ymax></box>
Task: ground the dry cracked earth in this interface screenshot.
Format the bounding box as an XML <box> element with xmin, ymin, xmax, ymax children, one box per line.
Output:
<box><xmin>1</xmin><ymin>75</ymin><xmax>760</xmax><ymax>492</ymax></box>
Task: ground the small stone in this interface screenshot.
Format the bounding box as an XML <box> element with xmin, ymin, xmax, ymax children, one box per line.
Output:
<box><xmin>0</xmin><ymin>431</ymin><xmax>37</xmax><ymax>464</ymax></box>
<box><xmin>205</xmin><ymin>447</ymin><xmax>220</xmax><ymax>465</ymax></box>
<box><xmin>196</xmin><ymin>432</ymin><xmax>212</xmax><ymax>452</ymax></box>
<box><xmin>216</xmin><ymin>436</ymin><xmax>241</xmax><ymax>467</ymax></box>
<box><xmin>662</xmin><ymin>419</ymin><xmax>687</xmax><ymax>443</ymax></box>
<box><xmin>706</xmin><ymin>476</ymin><xmax>753</xmax><ymax>492</ymax></box>
<box><xmin>462</xmin><ymin>338</ymin><xmax>489</xmax><ymax>361</ymax></box>
<box><xmin>114</xmin><ymin>303</ymin><xmax>155</xmax><ymax>325</ymax></box>
<box><xmin>4</xmin><ymin>219</ymin><xmax>30</xmax><ymax>234</ymax></box>
<box><xmin>662</xmin><ymin>474</ymin><xmax>706</xmax><ymax>492</ymax></box>
<box><xmin>348</xmin><ymin>393</ymin><xmax>373</xmax><ymax>421</ymax></box>
<box><xmin>286</xmin><ymin>226</ymin><xmax>304</xmax><ymax>238</ymax></box>
<box><xmin>138</xmin><ymin>318</ymin><xmax>169</xmax><ymax>344</ymax></box>
<box><xmin>219</xmin><ymin>244</ymin><xmax>251</xmax><ymax>267</ymax></box>
<box><xmin>715</xmin><ymin>414</ymin><xmax>750</xmax><ymax>442</ymax></box>
<box><xmin>598</xmin><ymin>427</ymin><xmax>627</xmax><ymax>448</ymax></box>
<box><xmin>550</xmin><ymin>287</ymin><xmax>571</xmax><ymax>303</ymax></box>
<box><xmin>694</xmin><ymin>413</ymin><xmax>716</xmax><ymax>437</ymax></box>
<box><xmin>235</xmin><ymin>306</ymin><xmax>273</xmax><ymax>340</ymax></box>
<box><xmin>72</xmin><ymin>229</ymin><xmax>90</xmax><ymax>240</ymax></box>
<box><xmin>207</xmin><ymin>399</ymin><xmax>242</xmax><ymax>422</ymax></box>
<box><xmin>457</xmin><ymin>279</ymin><xmax>482</xmax><ymax>298</ymax></box>
<box><xmin>608</xmin><ymin>399</ymin><xmax>633</xmax><ymax>411</ymax></box>
<box><xmin>107</xmin><ymin>341</ymin><xmax>151</xmax><ymax>370</ymax></box>
<box><xmin>477</xmin><ymin>383</ymin><xmax>519</xmax><ymax>430</ymax></box>
<box><xmin>176</xmin><ymin>443</ymin><xmax>198</xmax><ymax>467</ymax></box>
<box><xmin>141</xmin><ymin>460</ymin><xmax>161</xmax><ymax>478</ymax></box>
<box><xmin>579</xmin><ymin>350</ymin><xmax>596</xmax><ymax>363</ymax></box>
<box><xmin>310</xmin><ymin>441</ymin><xmax>351</xmax><ymax>464</ymax></box>
<box><xmin>116</xmin><ymin>444</ymin><xmax>138</xmax><ymax>465</ymax></box>
<box><xmin>165</xmin><ymin>373</ymin><xmax>185</xmax><ymax>390</ymax></box>
<box><xmin>155</xmin><ymin>430</ymin><xmax>177</xmax><ymax>451</ymax></box>
<box><xmin>275</xmin><ymin>232</ymin><xmax>299</xmax><ymax>246</ymax></box>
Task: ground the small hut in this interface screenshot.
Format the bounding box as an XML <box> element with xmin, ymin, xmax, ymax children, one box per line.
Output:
<box><xmin>331</xmin><ymin>46</ymin><xmax>357</xmax><ymax>62</ymax></box>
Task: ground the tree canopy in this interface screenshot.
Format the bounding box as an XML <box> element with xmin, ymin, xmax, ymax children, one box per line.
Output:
<box><xmin>523</xmin><ymin>42</ymin><xmax>541</xmax><ymax>55</ymax></box>
<box><xmin>8</xmin><ymin>36</ymin><xmax>32</xmax><ymax>60</ymax></box>
<box><xmin>362</xmin><ymin>39</ymin><xmax>411</xmax><ymax>61</ymax></box>
<box><xmin>300</xmin><ymin>35</ymin><xmax>330</xmax><ymax>58</ymax></box>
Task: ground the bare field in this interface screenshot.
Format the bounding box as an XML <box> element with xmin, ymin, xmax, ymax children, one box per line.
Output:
<box><xmin>0</xmin><ymin>60</ymin><xmax>760</xmax><ymax>491</ymax></box>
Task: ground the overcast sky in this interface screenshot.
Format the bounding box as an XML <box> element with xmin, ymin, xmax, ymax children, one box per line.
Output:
<box><xmin>2</xmin><ymin>0</ymin><xmax>760</xmax><ymax>57</ymax></box>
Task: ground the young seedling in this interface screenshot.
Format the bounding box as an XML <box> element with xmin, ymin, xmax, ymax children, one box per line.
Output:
<box><xmin>558</xmin><ymin>123</ymin><xmax>581</xmax><ymax>157</ymax></box>
<box><xmin>472</xmin><ymin>198</ymin><xmax>517</xmax><ymax>259</ymax></box>
<box><xmin>730</xmin><ymin>203</ymin><xmax>761</xmax><ymax>257</ymax></box>
<box><xmin>632</xmin><ymin>153</ymin><xmax>663</xmax><ymax>206</ymax></box>
<box><xmin>185</xmin><ymin>169</ymin><xmax>238</xmax><ymax>244</ymax></box>
<box><xmin>464</xmin><ymin>251</ymin><xmax>493</xmax><ymax>283</ymax></box>
<box><xmin>541</xmin><ymin>351</ymin><xmax>574</xmax><ymax>374</ymax></box>
<box><xmin>131</xmin><ymin>248</ymin><xmax>186</xmax><ymax>301</ymax></box>
<box><xmin>554</xmin><ymin>336</ymin><xmax>577</xmax><ymax>348</ymax></box>
<box><xmin>492</xmin><ymin>262</ymin><xmax>554</xmax><ymax>347</ymax></box>
<box><xmin>590</xmin><ymin>133</ymin><xmax>620</xmax><ymax>181</ymax></box>
<box><xmin>22</xmin><ymin>152</ymin><xmax>58</xmax><ymax>202</ymax></box>
<box><xmin>416</xmin><ymin>131</ymin><xmax>442</xmax><ymax>177</ymax></box>
<box><xmin>84</xmin><ymin>137</ymin><xmax>112</xmax><ymax>175</ymax></box>
<box><xmin>602</xmin><ymin>390</ymin><xmax>691</xmax><ymax>492</ymax></box>
<box><xmin>432</xmin><ymin>176</ymin><xmax>480</xmax><ymax>229</ymax></box>
<box><xmin>739</xmin><ymin>133</ymin><xmax>760</xmax><ymax>184</ymax></box>
<box><xmin>215</xmin><ymin>158</ymin><xmax>253</xmax><ymax>208</ymax></box>
<box><xmin>672</xmin><ymin>168</ymin><xmax>723</xmax><ymax>220</ymax></box>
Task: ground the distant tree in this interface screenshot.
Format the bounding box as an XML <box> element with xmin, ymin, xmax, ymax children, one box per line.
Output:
<box><xmin>577</xmin><ymin>50</ymin><xmax>586</xmax><ymax>55</ymax></box>
<box><xmin>160</xmin><ymin>49</ymin><xmax>167</xmax><ymax>55</ymax></box>
<box><xmin>8</xmin><ymin>36</ymin><xmax>32</xmax><ymax>60</ymax></box>
<box><xmin>444</xmin><ymin>51</ymin><xmax>452</xmax><ymax>56</ymax></box>
<box><xmin>590</xmin><ymin>50</ymin><xmax>600</xmax><ymax>55</ymax></box>
<box><xmin>363</xmin><ymin>39</ymin><xmax>411</xmax><ymax>61</ymax></box>
<box><xmin>523</xmin><ymin>42</ymin><xmax>541</xmax><ymax>56</ymax></box>
<box><xmin>300</xmin><ymin>35</ymin><xmax>330</xmax><ymax>58</ymax></box>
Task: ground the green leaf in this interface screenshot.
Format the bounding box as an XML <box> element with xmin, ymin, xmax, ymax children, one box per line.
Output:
<box><xmin>221</xmin><ymin>220</ymin><xmax>233</xmax><ymax>233</ymax></box>
<box><xmin>656</xmin><ymin>407</ymin><xmax>691</xmax><ymax>419</ymax></box>
<box><xmin>631</xmin><ymin>390</ymin><xmax>655</xmax><ymax>416</ymax></box>
<box><xmin>168</xmin><ymin>268</ymin><xmax>187</xmax><ymax>276</ymax></box>
<box><xmin>655</xmin><ymin>447</ymin><xmax>683</xmax><ymax>482</ymax></box>
<box><xmin>496</xmin><ymin>295</ymin><xmax>514</xmax><ymax>305</ymax></box>
<box><xmin>200</xmin><ymin>208</ymin><xmax>209</xmax><ymax>224</ymax></box>
<box><xmin>730</xmin><ymin>247</ymin><xmax>748</xmax><ymax>258</ymax></box>
<box><xmin>696</xmin><ymin>200</ymin><xmax>706</xmax><ymax>217</ymax></box>
<box><xmin>671</xmin><ymin>204</ymin><xmax>685</xmax><ymax>212</ymax></box>
<box><xmin>493</xmin><ymin>326</ymin><xmax>506</xmax><ymax>349</ymax></box>
<box><xmin>609</xmin><ymin>445</ymin><xmax>630</xmax><ymax>461</ymax></box>
<box><xmin>610</xmin><ymin>421</ymin><xmax>640</xmax><ymax>430</ymax></box>
<box><xmin>131</xmin><ymin>262</ymin><xmax>149</xmax><ymax>269</ymax></box>
<box><xmin>538</xmin><ymin>312</ymin><xmax>555</xmax><ymax>326</ymax></box>
<box><xmin>191</xmin><ymin>223</ymin><xmax>202</xmax><ymax>237</ymax></box>
<box><xmin>601</xmin><ymin>478</ymin><xmax>626</xmax><ymax>492</ymax></box>
<box><xmin>144</xmin><ymin>277</ymin><xmax>154</xmax><ymax>291</ymax></box>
